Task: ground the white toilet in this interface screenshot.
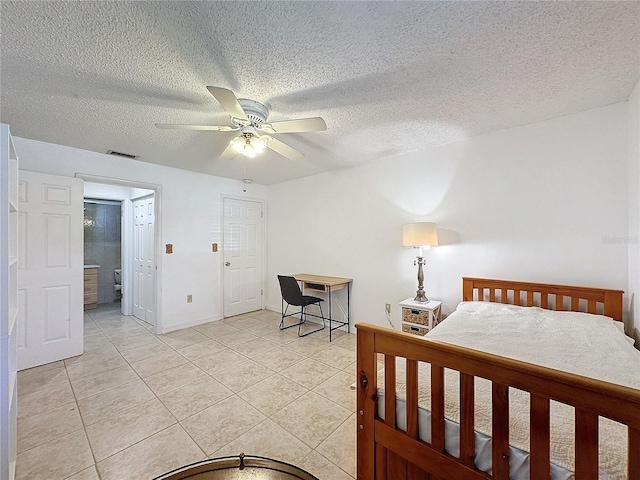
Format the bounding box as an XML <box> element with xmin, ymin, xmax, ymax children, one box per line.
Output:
<box><xmin>114</xmin><ymin>268</ymin><xmax>122</xmax><ymax>298</ymax></box>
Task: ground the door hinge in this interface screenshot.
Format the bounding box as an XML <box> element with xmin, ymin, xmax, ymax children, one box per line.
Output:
<box><xmin>261</xmin><ymin>211</ymin><xmax>263</xmax><ymax>218</ymax></box>
<box><xmin>261</xmin><ymin>289</ymin><xmax>263</xmax><ymax>295</ymax></box>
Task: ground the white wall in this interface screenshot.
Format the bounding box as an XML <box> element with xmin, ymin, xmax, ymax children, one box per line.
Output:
<box><xmin>267</xmin><ymin>103</ymin><xmax>629</xmax><ymax>330</ymax></box>
<box><xmin>15</xmin><ymin>138</ymin><xmax>267</xmax><ymax>333</ymax></box>
<box><xmin>628</xmin><ymin>80</ymin><xmax>640</xmax><ymax>344</ymax></box>
<box><xmin>84</xmin><ymin>182</ymin><xmax>152</xmax><ymax>201</ymax></box>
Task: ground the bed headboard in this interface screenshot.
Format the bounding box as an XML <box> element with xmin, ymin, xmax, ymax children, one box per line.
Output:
<box><xmin>462</xmin><ymin>277</ymin><xmax>624</xmax><ymax>322</ymax></box>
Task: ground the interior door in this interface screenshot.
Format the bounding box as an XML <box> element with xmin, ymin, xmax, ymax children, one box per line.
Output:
<box><xmin>17</xmin><ymin>170</ymin><xmax>83</xmax><ymax>370</ymax></box>
<box><xmin>132</xmin><ymin>194</ymin><xmax>155</xmax><ymax>324</ymax></box>
<box><xmin>223</xmin><ymin>198</ymin><xmax>263</xmax><ymax>317</ymax></box>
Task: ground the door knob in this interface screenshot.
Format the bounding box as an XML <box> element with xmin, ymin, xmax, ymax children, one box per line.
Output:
<box><xmin>225</xmin><ymin>262</ymin><xmax>230</xmax><ymax>266</ymax></box>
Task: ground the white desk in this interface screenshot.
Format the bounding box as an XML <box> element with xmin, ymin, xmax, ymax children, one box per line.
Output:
<box><xmin>293</xmin><ymin>274</ymin><xmax>353</xmax><ymax>342</ymax></box>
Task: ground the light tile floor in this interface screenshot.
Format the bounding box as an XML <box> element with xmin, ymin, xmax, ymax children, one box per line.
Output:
<box><xmin>16</xmin><ymin>304</ymin><xmax>358</xmax><ymax>480</ymax></box>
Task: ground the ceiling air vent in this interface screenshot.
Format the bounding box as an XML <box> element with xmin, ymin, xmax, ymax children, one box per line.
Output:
<box><xmin>106</xmin><ymin>150</ymin><xmax>138</xmax><ymax>159</ymax></box>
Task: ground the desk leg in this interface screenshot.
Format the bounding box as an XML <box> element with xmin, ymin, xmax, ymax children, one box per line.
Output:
<box><xmin>347</xmin><ymin>282</ymin><xmax>351</xmax><ymax>333</ymax></box>
<box><xmin>329</xmin><ymin>285</ymin><xmax>333</xmax><ymax>342</ymax></box>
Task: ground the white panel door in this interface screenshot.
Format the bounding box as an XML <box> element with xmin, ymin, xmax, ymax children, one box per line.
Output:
<box><xmin>132</xmin><ymin>195</ymin><xmax>155</xmax><ymax>323</ymax></box>
<box><xmin>223</xmin><ymin>198</ymin><xmax>263</xmax><ymax>317</ymax></box>
<box><xmin>17</xmin><ymin>171</ymin><xmax>83</xmax><ymax>370</ymax></box>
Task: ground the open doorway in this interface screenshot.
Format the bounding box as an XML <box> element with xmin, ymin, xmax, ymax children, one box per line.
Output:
<box><xmin>82</xmin><ymin>180</ymin><xmax>158</xmax><ymax>331</ymax></box>
<box><xmin>83</xmin><ymin>198</ymin><xmax>122</xmax><ymax>310</ymax></box>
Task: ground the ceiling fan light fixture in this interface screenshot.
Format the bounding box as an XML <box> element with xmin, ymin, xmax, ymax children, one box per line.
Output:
<box><xmin>251</xmin><ymin>135</ymin><xmax>267</xmax><ymax>153</ymax></box>
<box><xmin>230</xmin><ymin>132</ymin><xmax>268</xmax><ymax>158</ymax></box>
<box><xmin>231</xmin><ymin>135</ymin><xmax>247</xmax><ymax>154</ymax></box>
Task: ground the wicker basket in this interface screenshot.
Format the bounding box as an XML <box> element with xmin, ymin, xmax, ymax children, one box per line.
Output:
<box><xmin>402</xmin><ymin>308</ymin><xmax>430</xmax><ymax>326</ymax></box>
<box><xmin>402</xmin><ymin>323</ymin><xmax>429</xmax><ymax>336</ymax></box>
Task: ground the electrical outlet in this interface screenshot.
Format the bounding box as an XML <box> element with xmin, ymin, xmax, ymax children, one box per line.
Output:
<box><xmin>385</xmin><ymin>303</ymin><xmax>391</xmax><ymax>315</ymax></box>
<box><xmin>187</xmin><ymin>294</ymin><xmax>192</xmax><ymax>303</ymax></box>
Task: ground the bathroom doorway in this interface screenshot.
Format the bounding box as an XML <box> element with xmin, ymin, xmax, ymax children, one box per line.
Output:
<box><xmin>82</xmin><ymin>180</ymin><xmax>157</xmax><ymax>330</ymax></box>
<box><xmin>83</xmin><ymin>199</ymin><xmax>122</xmax><ymax>308</ymax></box>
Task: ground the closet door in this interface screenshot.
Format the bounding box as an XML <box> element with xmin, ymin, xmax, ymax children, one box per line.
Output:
<box><xmin>17</xmin><ymin>170</ymin><xmax>84</xmax><ymax>370</ymax></box>
<box><xmin>223</xmin><ymin>198</ymin><xmax>263</xmax><ymax>317</ymax></box>
<box><xmin>132</xmin><ymin>194</ymin><xmax>155</xmax><ymax>324</ymax></box>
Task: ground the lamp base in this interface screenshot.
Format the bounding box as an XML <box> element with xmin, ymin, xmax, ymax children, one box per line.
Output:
<box><xmin>413</xmin><ymin>256</ymin><xmax>429</xmax><ymax>303</ymax></box>
<box><xmin>414</xmin><ymin>289</ymin><xmax>429</xmax><ymax>303</ymax></box>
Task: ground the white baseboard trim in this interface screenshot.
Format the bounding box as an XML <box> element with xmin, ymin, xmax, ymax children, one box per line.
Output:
<box><xmin>159</xmin><ymin>315</ymin><xmax>223</xmax><ymax>334</ymax></box>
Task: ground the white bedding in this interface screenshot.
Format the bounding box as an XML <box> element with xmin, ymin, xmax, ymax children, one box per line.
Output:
<box><xmin>377</xmin><ymin>302</ymin><xmax>640</xmax><ymax>479</ymax></box>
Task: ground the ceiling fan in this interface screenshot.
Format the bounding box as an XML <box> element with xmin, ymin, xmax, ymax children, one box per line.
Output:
<box><xmin>156</xmin><ymin>86</ymin><xmax>327</xmax><ymax>161</ymax></box>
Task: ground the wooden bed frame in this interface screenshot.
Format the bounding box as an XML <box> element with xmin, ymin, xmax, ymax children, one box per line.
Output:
<box><xmin>356</xmin><ymin>277</ymin><xmax>639</xmax><ymax>480</ymax></box>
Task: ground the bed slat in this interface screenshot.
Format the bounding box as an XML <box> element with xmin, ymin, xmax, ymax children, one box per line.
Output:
<box><xmin>629</xmin><ymin>427</ymin><xmax>640</xmax><ymax>480</ymax></box>
<box><xmin>556</xmin><ymin>294</ymin><xmax>564</xmax><ymax>311</ymax></box>
<box><xmin>385</xmin><ymin>355</ymin><xmax>396</xmax><ymax>428</ymax></box>
<box><xmin>376</xmin><ymin>443</ymin><xmax>388</xmax><ymax>480</ymax></box>
<box><xmin>575</xmin><ymin>409</ymin><xmax>598</xmax><ymax>479</ymax></box>
<box><xmin>459</xmin><ymin>373</ymin><xmax>475</xmax><ymax>468</ymax></box>
<box><xmin>501</xmin><ymin>288</ymin><xmax>507</xmax><ymax>303</ymax></box>
<box><xmin>388</xmin><ymin>450</ymin><xmax>407</xmax><ymax>479</ymax></box>
<box><xmin>406</xmin><ymin>359</ymin><xmax>419</xmax><ymax>439</ymax></box>
<box><xmin>587</xmin><ymin>299</ymin><xmax>597</xmax><ymax>314</ymax></box>
<box><xmin>541</xmin><ymin>293</ymin><xmax>548</xmax><ymax>309</ymax></box>
<box><xmin>492</xmin><ymin>383</ymin><xmax>510</xmax><ymax>480</ymax></box>
<box><xmin>431</xmin><ymin>365</ymin><xmax>445</xmax><ymax>453</ymax></box>
<box><xmin>571</xmin><ymin>296</ymin><xmax>579</xmax><ymax>311</ymax></box>
<box><xmin>407</xmin><ymin>462</ymin><xmax>430</xmax><ymax>480</ymax></box>
<box><xmin>527</xmin><ymin>291</ymin><xmax>534</xmax><ymax>307</ymax></box>
<box><xmin>530</xmin><ymin>394</ymin><xmax>551</xmax><ymax>480</ymax></box>
<box><xmin>514</xmin><ymin>289</ymin><xmax>521</xmax><ymax>305</ymax></box>
<box><xmin>490</xmin><ymin>289</ymin><xmax>496</xmax><ymax>302</ymax></box>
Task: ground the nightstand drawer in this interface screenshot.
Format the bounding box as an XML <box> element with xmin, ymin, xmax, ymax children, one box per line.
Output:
<box><xmin>402</xmin><ymin>308</ymin><xmax>430</xmax><ymax>326</ymax></box>
<box><xmin>402</xmin><ymin>323</ymin><xmax>429</xmax><ymax>336</ymax></box>
<box><xmin>84</xmin><ymin>283</ymin><xmax>98</xmax><ymax>295</ymax></box>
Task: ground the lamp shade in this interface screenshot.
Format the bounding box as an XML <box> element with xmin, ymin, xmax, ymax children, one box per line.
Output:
<box><xmin>403</xmin><ymin>222</ymin><xmax>438</xmax><ymax>247</ymax></box>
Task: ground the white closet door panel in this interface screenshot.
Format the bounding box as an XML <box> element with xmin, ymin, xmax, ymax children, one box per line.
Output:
<box><xmin>17</xmin><ymin>170</ymin><xmax>83</xmax><ymax>370</ymax></box>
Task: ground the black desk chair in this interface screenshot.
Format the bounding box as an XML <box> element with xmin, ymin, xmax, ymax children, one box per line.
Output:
<box><xmin>278</xmin><ymin>275</ymin><xmax>326</xmax><ymax>337</ymax></box>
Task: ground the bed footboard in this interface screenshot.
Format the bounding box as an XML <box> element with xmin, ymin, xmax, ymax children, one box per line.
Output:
<box><xmin>356</xmin><ymin>323</ymin><xmax>640</xmax><ymax>480</ymax></box>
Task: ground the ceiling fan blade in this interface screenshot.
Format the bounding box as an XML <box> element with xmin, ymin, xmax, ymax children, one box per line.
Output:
<box><xmin>266</xmin><ymin>137</ymin><xmax>304</xmax><ymax>161</ymax></box>
<box><xmin>261</xmin><ymin>117</ymin><xmax>327</xmax><ymax>134</ymax></box>
<box><xmin>218</xmin><ymin>143</ymin><xmax>239</xmax><ymax>161</ymax></box>
<box><xmin>155</xmin><ymin>124</ymin><xmax>239</xmax><ymax>131</ymax></box>
<box><xmin>206</xmin><ymin>86</ymin><xmax>248</xmax><ymax>121</ymax></box>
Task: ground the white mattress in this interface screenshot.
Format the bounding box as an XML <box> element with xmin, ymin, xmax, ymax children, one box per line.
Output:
<box><xmin>377</xmin><ymin>302</ymin><xmax>640</xmax><ymax>480</ymax></box>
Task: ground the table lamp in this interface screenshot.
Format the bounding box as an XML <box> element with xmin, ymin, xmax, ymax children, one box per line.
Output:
<box><xmin>403</xmin><ymin>222</ymin><xmax>438</xmax><ymax>303</ymax></box>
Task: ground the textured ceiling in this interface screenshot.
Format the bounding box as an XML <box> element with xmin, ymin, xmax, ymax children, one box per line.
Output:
<box><xmin>1</xmin><ymin>1</ymin><xmax>638</xmax><ymax>185</ymax></box>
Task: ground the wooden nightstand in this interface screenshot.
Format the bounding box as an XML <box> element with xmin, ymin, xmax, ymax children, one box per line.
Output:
<box><xmin>400</xmin><ymin>298</ymin><xmax>442</xmax><ymax>336</ymax></box>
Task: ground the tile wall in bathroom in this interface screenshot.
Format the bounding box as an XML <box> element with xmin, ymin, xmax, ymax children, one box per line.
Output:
<box><xmin>84</xmin><ymin>201</ymin><xmax>122</xmax><ymax>304</ymax></box>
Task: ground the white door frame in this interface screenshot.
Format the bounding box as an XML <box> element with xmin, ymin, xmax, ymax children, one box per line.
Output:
<box><xmin>221</xmin><ymin>194</ymin><xmax>266</xmax><ymax>317</ymax></box>
<box><xmin>76</xmin><ymin>174</ymin><xmax>162</xmax><ymax>333</ymax></box>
